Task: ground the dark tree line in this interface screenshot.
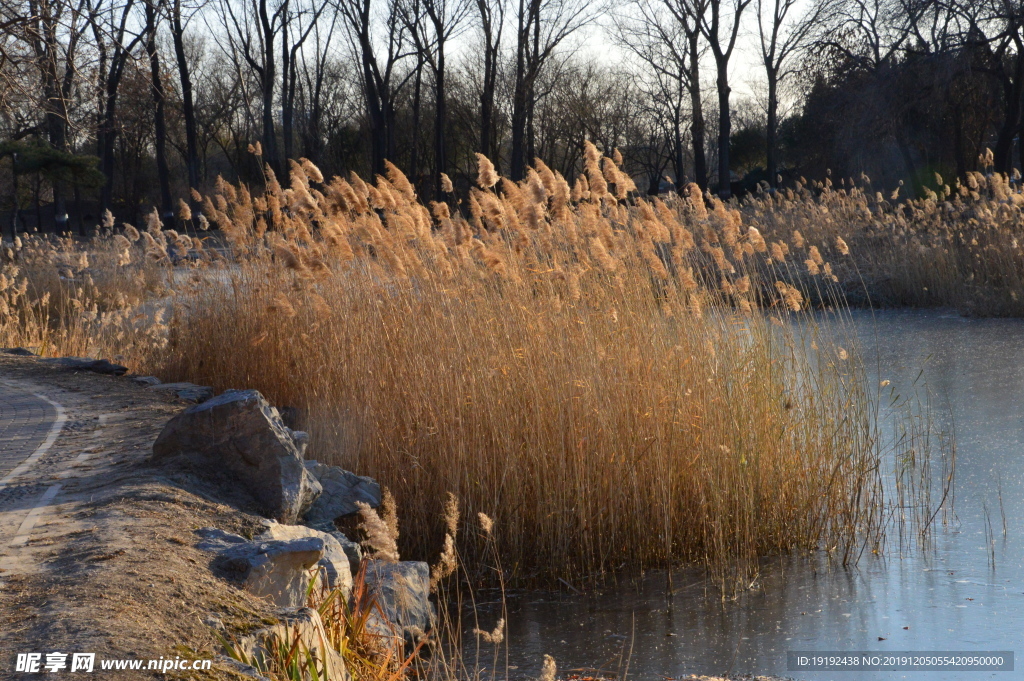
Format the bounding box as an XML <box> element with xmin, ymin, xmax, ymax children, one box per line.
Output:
<box><xmin>2</xmin><ymin>0</ymin><xmax>1024</xmax><ymax>234</ymax></box>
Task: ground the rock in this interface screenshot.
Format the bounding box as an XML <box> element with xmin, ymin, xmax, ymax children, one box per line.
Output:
<box><xmin>230</xmin><ymin>608</ymin><xmax>347</xmax><ymax>681</ymax></box>
<box><xmin>2</xmin><ymin>347</ymin><xmax>36</xmax><ymax>356</ymax></box>
<box><xmin>196</xmin><ymin>527</ymin><xmax>337</xmax><ymax>606</ymax></box>
<box><xmin>149</xmin><ymin>381</ymin><xmax>214</xmax><ymax>403</ymax></box>
<box><xmin>363</xmin><ymin>560</ymin><xmax>434</xmax><ymax>645</ymax></box>
<box><xmin>278</xmin><ymin>406</ymin><xmax>302</xmax><ymax>430</ymax></box>
<box><xmin>216</xmin><ymin>656</ymin><xmax>273</xmax><ymax>681</ymax></box>
<box><xmin>303</xmin><ymin>461</ymin><xmax>381</xmax><ymax>532</ymax></box>
<box><xmin>195</xmin><ymin>527</ymin><xmax>250</xmax><ymax>553</ymax></box>
<box><xmin>329</xmin><ymin>531</ymin><xmax>362</xmax><ymax>574</ymax></box>
<box><xmin>217</xmin><ymin>536</ymin><xmax>325</xmax><ymax>608</ymax></box>
<box><xmin>257</xmin><ymin>521</ymin><xmax>353</xmax><ymax>600</ymax></box>
<box><xmin>153</xmin><ymin>389</ymin><xmax>322</xmax><ymax>523</ymax></box>
<box><xmin>41</xmin><ymin>356</ymin><xmax>128</xmax><ymax>375</ymax></box>
<box><xmin>131</xmin><ymin>375</ymin><xmax>162</xmax><ymax>386</ymax></box>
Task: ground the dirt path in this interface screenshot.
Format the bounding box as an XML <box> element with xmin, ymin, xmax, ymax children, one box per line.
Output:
<box><xmin>0</xmin><ymin>381</ymin><xmax>61</xmax><ymax>480</ymax></box>
<box><xmin>0</xmin><ymin>355</ymin><xmax>273</xmax><ymax>679</ymax></box>
<box><xmin>0</xmin><ymin>377</ymin><xmax>73</xmax><ymax>579</ymax></box>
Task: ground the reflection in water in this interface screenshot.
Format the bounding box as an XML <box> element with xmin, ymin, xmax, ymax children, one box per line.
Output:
<box><xmin>487</xmin><ymin>310</ymin><xmax>1024</xmax><ymax>681</ymax></box>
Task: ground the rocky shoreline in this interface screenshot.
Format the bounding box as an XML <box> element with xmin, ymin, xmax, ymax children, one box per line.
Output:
<box><xmin>0</xmin><ymin>348</ymin><xmax>804</xmax><ymax>681</ymax></box>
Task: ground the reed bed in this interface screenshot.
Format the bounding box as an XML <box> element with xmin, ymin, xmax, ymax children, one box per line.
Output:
<box><xmin>0</xmin><ymin>212</ymin><xmax>170</xmax><ymax>357</ymax></box>
<box><xmin>0</xmin><ymin>145</ymin><xmax>952</xmax><ymax>586</ymax></box>
<box><xmin>744</xmin><ymin>162</ymin><xmax>1024</xmax><ymax>316</ymax></box>
<box><xmin>141</xmin><ymin>146</ymin><xmax>892</xmax><ymax>588</ymax></box>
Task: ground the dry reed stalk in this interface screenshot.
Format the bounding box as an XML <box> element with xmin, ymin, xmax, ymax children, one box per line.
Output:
<box><xmin>145</xmin><ymin>153</ymin><xmax>895</xmax><ymax>590</ymax></box>
<box><xmin>1</xmin><ymin>152</ymin><xmax>954</xmax><ymax>590</ymax></box>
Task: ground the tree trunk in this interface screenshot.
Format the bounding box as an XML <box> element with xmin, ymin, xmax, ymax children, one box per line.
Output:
<box><xmin>674</xmin><ymin>130</ymin><xmax>685</xmax><ymax>189</ymax></box>
<box><xmin>99</xmin><ymin>81</ymin><xmax>120</xmax><ymax>213</ymax></box>
<box><xmin>304</xmin><ymin>55</ymin><xmax>327</xmax><ymax>165</ymax></box>
<box><xmin>385</xmin><ymin>98</ymin><xmax>397</xmax><ymax>168</ymax></box>
<box><xmin>34</xmin><ymin>175</ymin><xmax>42</xmax><ymax>232</ymax></box>
<box><xmin>359</xmin><ymin>38</ymin><xmax>387</xmax><ymax>178</ymax></box>
<box><xmin>259</xmin><ymin>0</ymin><xmax>281</xmax><ymax>179</ymax></box>
<box><xmin>281</xmin><ymin>11</ymin><xmax>297</xmax><ymax>168</ymax></box>
<box><xmin>170</xmin><ymin>0</ymin><xmax>200</xmax><ymax>196</ymax></box>
<box><xmin>510</xmin><ymin>0</ymin><xmax>528</xmax><ymax>181</ymax></box>
<box><xmin>411</xmin><ymin>55</ymin><xmax>423</xmax><ymax>183</ymax></box>
<box><xmin>715</xmin><ymin>58</ymin><xmax>731</xmax><ymax>199</ymax></box>
<box><xmin>689</xmin><ymin>32</ymin><xmax>707</xmax><ymax>191</ymax></box>
<box><xmin>994</xmin><ymin>56</ymin><xmax>1024</xmax><ymax>174</ymax></box>
<box><xmin>37</xmin><ymin>8</ymin><xmax>67</xmax><ymax>233</ymax></box>
<box><xmin>526</xmin><ymin>10</ymin><xmax>539</xmax><ymax>166</ymax></box>
<box><xmin>97</xmin><ymin>39</ymin><xmax>134</xmax><ymax>216</ymax></box>
<box><xmin>526</xmin><ymin>88</ymin><xmax>536</xmax><ymax>167</ymax></box>
<box><xmin>93</xmin><ymin>0</ymin><xmax>139</xmax><ymax>218</ymax></box>
<box><xmin>282</xmin><ymin>13</ymin><xmax>292</xmax><ymax>165</ymax></box>
<box><xmin>953</xmin><ymin>108</ymin><xmax>966</xmax><ymax>181</ymax></box>
<box><xmin>74</xmin><ymin>185</ymin><xmax>84</xmax><ymax>236</ymax></box>
<box><xmin>44</xmin><ymin>96</ymin><xmax>68</xmax><ymax>234</ymax></box>
<box><xmin>8</xmin><ymin>156</ymin><xmax>17</xmax><ymax>241</ymax></box>
<box><xmin>1018</xmin><ymin>115</ymin><xmax>1024</xmax><ymax>176</ymax></box>
<box><xmin>480</xmin><ymin>51</ymin><xmax>496</xmax><ymax>160</ymax></box>
<box><xmin>145</xmin><ymin>0</ymin><xmax>174</xmax><ymax>220</ymax></box>
<box><xmin>433</xmin><ymin>38</ymin><xmax>447</xmax><ymax>200</ymax></box>
<box><xmin>766</xmin><ymin>69</ymin><xmax>779</xmax><ymax>187</ymax></box>
<box><xmin>510</xmin><ymin>89</ymin><xmax>528</xmax><ymax>180</ymax></box>
<box><xmin>647</xmin><ymin>168</ymin><xmax>661</xmax><ymax>195</ymax></box>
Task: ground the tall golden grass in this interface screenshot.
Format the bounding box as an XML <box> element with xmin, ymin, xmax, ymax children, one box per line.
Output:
<box><xmin>0</xmin><ymin>210</ymin><xmax>172</xmax><ymax>357</ymax></box>
<box><xmin>745</xmin><ymin>163</ymin><xmax>1024</xmax><ymax>315</ymax></box>
<box><xmin>0</xmin><ymin>145</ymin><xmax>961</xmax><ymax>585</ymax></box>
<box><xmin>139</xmin><ymin>146</ymin><xmax>891</xmax><ymax>587</ymax></box>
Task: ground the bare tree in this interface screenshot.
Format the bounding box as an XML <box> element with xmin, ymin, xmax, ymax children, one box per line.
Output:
<box><xmin>700</xmin><ymin>0</ymin><xmax>751</xmax><ymax>197</ymax></box>
<box><xmin>812</xmin><ymin>0</ymin><xmax>939</xmax><ymax>180</ymax></box>
<box><xmin>620</xmin><ymin>0</ymin><xmax>708</xmax><ymax>189</ymax></box>
<box><xmin>960</xmin><ymin>0</ymin><xmax>1024</xmax><ymax>172</ymax></box>
<box><xmin>402</xmin><ymin>0</ymin><xmax>473</xmax><ymax>197</ymax></box>
<box><xmin>656</xmin><ymin>0</ymin><xmax>712</xmax><ymax>189</ymax></box>
<box><xmin>216</xmin><ymin>0</ymin><xmax>326</xmax><ymax>179</ymax></box>
<box><xmin>295</xmin><ymin>9</ymin><xmax>338</xmax><ymax>166</ymax></box>
<box><xmin>23</xmin><ymin>0</ymin><xmax>91</xmax><ymax>229</ymax></box>
<box><xmin>167</xmin><ymin>0</ymin><xmax>203</xmax><ymax>201</ymax></box>
<box><xmin>509</xmin><ymin>0</ymin><xmax>593</xmax><ymax>180</ymax></box>
<box><xmin>144</xmin><ymin>0</ymin><xmax>173</xmax><ymax>218</ymax></box>
<box><xmin>755</xmin><ymin>0</ymin><xmax>834</xmax><ymax>185</ymax></box>
<box><xmin>336</xmin><ymin>0</ymin><xmax>413</xmax><ymax>176</ymax></box>
<box><xmin>215</xmin><ymin>0</ymin><xmax>282</xmax><ymax>175</ymax></box>
<box><xmin>475</xmin><ymin>0</ymin><xmax>503</xmax><ymax>161</ymax></box>
<box><xmin>282</xmin><ymin>0</ymin><xmax>329</xmax><ymax>163</ymax></box>
<box><xmin>87</xmin><ymin>0</ymin><xmax>144</xmax><ymax>216</ymax></box>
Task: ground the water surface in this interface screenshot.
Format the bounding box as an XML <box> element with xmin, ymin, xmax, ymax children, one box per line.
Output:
<box><xmin>490</xmin><ymin>310</ymin><xmax>1024</xmax><ymax>681</ymax></box>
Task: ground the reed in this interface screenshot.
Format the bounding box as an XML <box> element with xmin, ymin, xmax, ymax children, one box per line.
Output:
<box><xmin>143</xmin><ymin>148</ymin><xmax>889</xmax><ymax>588</ymax></box>
<box><xmin>2</xmin><ymin>146</ymin><xmax>951</xmax><ymax>585</ymax></box>
<box><xmin>0</xmin><ymin>215</ymin><xmax>169</xmax><ymax>358</ymax></box>
<box><xmin>743</xmin><ymin>163</ymin><xmax>1024</xmax><ymax>315</ymax></box>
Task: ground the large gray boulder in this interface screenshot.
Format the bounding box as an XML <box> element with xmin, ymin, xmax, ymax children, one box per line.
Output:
<box><xmin>303</xmin><ymin>461</ymin><xmax>381</xmax><ymax>531</ymax></box>
<box><xmin>363</xmin><ymin>560</ymin><xmax>434</xmax><ymax>645</ymax></box>
<box><xmin>257</xmin><ymin>521</ymin><xmax>353</xmax><ymax>600</ymax></box>
<box><xmin>196</xmin><ymin>527</ymin><xmax>328</xmax><ymax>608</ymax></box>
<box><xmin>195</xmin><ymin>527</ymin><xmax>250</xmax><ymax>553</ymax></box>
<box><xmin>153</xmin><ymin>390</ymin><xmax>321</xmax><ymax>523</ymax></box>
<box><xmin>217</xmin><ymin>535</ymin><xmax>325</xmax><ymax>608</ymax></box>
